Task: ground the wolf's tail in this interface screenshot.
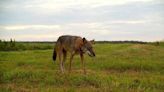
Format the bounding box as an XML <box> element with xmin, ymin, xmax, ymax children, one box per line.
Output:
<box><xmin>53</xmin><ymin>48</ymin><xmax>57</xmax><ymax>61</ymax></box>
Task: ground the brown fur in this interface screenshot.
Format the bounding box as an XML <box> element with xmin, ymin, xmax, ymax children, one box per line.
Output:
<box><xmin>53</xmin><ymin>35</ymin><xmax>95</xmax><ymax>74</ymax></box>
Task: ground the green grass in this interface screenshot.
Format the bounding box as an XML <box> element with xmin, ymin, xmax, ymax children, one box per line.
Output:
<box><xmin>0</xmin><ymin>43</ymin><xmax>164</xmax><ymax>92</ymax></box>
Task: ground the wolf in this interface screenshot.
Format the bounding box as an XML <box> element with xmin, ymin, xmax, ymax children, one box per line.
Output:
<box><xmin>53</xmin><ymin>35</ymin><xmax>95</xmax><ymax>74</ymax></box>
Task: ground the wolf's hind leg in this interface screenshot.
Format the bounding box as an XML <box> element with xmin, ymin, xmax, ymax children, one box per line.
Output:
<box><xmin>59</xmin><ymin>51</ymin><xmax>64</xmax><ymax>73</ymax></box>
<box><xmin>62</xmin><ymin>50</ymin><xmax>67</xmax><ymax>71</ymax></box>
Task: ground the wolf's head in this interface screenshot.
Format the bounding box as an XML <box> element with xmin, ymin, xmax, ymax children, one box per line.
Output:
<box><xmin>81</xmin><ymin>38</ymin><xmax>95</xmax><ymax>57</ymax></box>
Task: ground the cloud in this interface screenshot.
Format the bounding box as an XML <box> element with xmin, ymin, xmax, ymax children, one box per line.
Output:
<box><xmin>0</xmin><ymin>0</ymin><xmax>163</xmax><ymax>41</ymax></box>
<box><xmin>0</xmin><ymin>34</ymin><xmax>59</xmax><ymax>41</ymax></box>
<box><xmin>2</xmin><ymin>0</ymin><xmax>153</xmax><ymax>9</ymax></box>
<box><xmin>1</xmin><ymin>0</ymin><xmax>154</xmax><ymax>17</ymax></box>
<box><xmin>1</xmin><ymin>0</ymin><xmax>162</xmax><ymax>25</ymax></box>
<box><xmin>1</xmin><ymin>25</ymin><xmax>61</xmax><ymax>30</ymax></box>
<box><xmin>1</xmin><ymin>18</ymin><xmax>162</xmax><ymax>41</ymax></box>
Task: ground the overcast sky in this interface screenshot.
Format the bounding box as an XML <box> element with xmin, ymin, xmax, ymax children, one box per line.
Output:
<box><xmin>0</xmin><ymin>0</ymin><xmax>164</xmax><ymax>41</ymax></box>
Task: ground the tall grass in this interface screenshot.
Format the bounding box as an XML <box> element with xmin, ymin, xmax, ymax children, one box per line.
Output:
<box><xmin>1</xmin><ymin>39</ymin><xmax>164</xmax><ymax>51</ymax></box>
<box><xmin>0</xmin><ymin>43</ymin><xmax>164</xmax><ymax>92</ymax></box>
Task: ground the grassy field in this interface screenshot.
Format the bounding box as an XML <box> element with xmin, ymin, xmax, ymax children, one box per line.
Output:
<box><xmin>0</xmin><ymin>43</ymin><xmax>164</xmax><ymax>92</ymax></box>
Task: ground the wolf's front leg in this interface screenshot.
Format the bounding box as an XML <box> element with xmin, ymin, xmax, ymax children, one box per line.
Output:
<box><xmin>80</xmin><ymin>53</ymin><xmax>86</xmax><ymax>74</ymax></box>
<box><xmin>69</xmin><ymin>54</ymin><xmax>74</xmax><ymax>73</ymax></box>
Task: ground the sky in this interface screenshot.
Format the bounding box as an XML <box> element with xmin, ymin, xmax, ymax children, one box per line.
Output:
<box><xmin>0</xmin><ymin>0</ymin><xmax>164</xmax><ymax>41</ymax></box>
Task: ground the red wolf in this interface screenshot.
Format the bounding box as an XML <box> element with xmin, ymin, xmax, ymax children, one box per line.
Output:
<box><xmin>53</xmin><ymin>35</ymin><xmax>95</xmax><ymax>74</ymax></box>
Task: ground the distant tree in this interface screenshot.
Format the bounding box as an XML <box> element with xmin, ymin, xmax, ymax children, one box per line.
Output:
<box><xmin>10</xmin><ymin>38</ymin><xmax>13</xmax><ymax>43</ymax></box>
<box><xmin>156</xmin><ymin>41</ymin><xmax>160</xmax><ymax>46</ymax></box>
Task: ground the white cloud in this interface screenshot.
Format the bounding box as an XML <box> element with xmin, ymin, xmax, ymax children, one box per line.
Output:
<box><xmin>0</xmin><ymin>34</ymin><xmax>58</xmax><ymax>41</ymax></box>
<box><xmin>1</xmin><ymin>25</ymin><xmax>61</xmax><ymax>30</ymax></box>
<box><xmin>109</xmin><ymin>20</ymin><xmax>148</xmax><ymax>24</ymax></box>
<box><xmin>2</xmin><ymin>0</ymin><xmax>153</xmax><ymax>14</ymax></box>
<box><xmin>0</xmin><ymin>0</ymin><xmax>163</xmax><ymax>41</ymax></box>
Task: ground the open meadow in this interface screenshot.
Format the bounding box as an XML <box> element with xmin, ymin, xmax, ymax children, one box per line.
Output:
<box><xmin>0</xmin><ymin>42</ymin><xmax>164</xmax><ymax>92</ymax></box>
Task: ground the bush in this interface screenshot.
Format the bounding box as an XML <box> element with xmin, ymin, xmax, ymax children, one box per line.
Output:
<box><xmin>0</xmin><ymin>39</ymin><xmax>54</xmax><ymax>51</ymax></box>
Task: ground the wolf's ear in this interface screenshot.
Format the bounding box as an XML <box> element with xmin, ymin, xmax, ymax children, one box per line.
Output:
<box><xmin>83</xmin><ymin>37</ymin><xmax>86</xmax><ymax>42</ymax></box>
<box><xmin>83</xmin><ymin>37</ymin><xmax>87</xmax><ymax>43</ymax></box>
<box><xmin>90</xmin><ymin>39</ymin><xmax>95</xmax><ymax>44</ymax></box>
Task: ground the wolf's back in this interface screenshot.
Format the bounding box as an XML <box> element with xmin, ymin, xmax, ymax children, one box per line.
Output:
<box><xmin>53</xmin><ymin>35</ymin><xmax>80</xmax><ymax>61</ymax></box>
